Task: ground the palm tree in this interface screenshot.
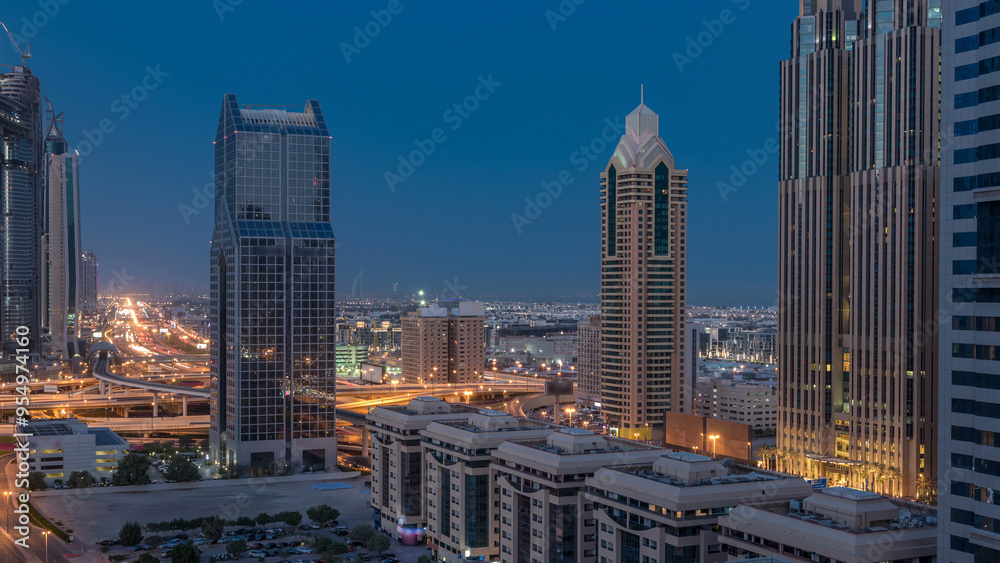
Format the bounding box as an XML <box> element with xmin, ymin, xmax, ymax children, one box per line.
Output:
<box><xmin>785</xmin><ymin>449</ymin><xmax>805</xmax><ymax>476</ymax></box>
<box><xmin>775</xmin><ymin>448</ymin><xmax>791</xmax><ymax>473</ymax></box>
<box><xmin>872</xmin><ymin>463</ymin><xmax>888</xmax><ymax>495</ymax></box>
<box><xmin>884</xmin><ymin>466</ymin><xmax>902</xmax><ymax>497</ymax></box>
<box><xmin>756</xmin><ymin>445</ymin><xmax>777</xmax><ymax>471</ymax></box>
<box><xmin>915</xmin><ymin>474</ymin><xmax>936</xmax><ymax>503</ymax></box>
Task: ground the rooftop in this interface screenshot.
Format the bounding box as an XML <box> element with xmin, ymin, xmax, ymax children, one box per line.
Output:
<box><xmin>509</xmin><ymin>428</ymin><xmax>660</xmax><ymax>456</ymax></box>
<box><xmin>606</xmin><ymin>452</ymin><xmax>790</xmax><ymax>488</ymax></box>
<box><xmin>733</xmin><ymin>488</ymin><xmax>937</xmax><ymax>535</ymax></box>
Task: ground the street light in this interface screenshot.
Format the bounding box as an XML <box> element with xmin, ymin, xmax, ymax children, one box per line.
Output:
<box><xmin>464</xmin><ymin>391</ymin><xmax>472</xmax><ymax>404</ymax></box>
<box><xmin>43</xmin><ymin>530</ymin><xmax>49</xmax><ymax>562</ymax></box>
<box><xmin>3</xmin><ymin>491</ymin><xmax>10</xmax><ymax>531</ymax></box>
<box><xmin>709</xmin><ymin>435</ymin><xmax>720</xmax><ymax>458</ymax></box>
<box><xmin>565</xmin><ymin>408</ymin><xmax>576</xmax><ymax>427</ymax></box>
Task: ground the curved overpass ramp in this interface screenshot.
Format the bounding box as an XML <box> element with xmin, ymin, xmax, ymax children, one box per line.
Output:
<box><xmin>92</xmin><ymin>356</ymin><xmax>209</xmax><ymax>398</ymax></box>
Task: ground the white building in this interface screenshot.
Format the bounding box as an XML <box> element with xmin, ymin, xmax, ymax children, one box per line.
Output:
<box><xmin>422</xmin><ymin>410</ymin><xmax>555</xmax><ymax>563</ymax></box>
<box><xmin>694</xmin><ymin>375</ymin><xmax>777</xmax><ymax>430</ymax></box>
<box><xmin>720</xmin><ymin>487</ymin><xmax>937</xmax><ymax>563</ymax></box>
<box><xmin>366</xmin><ymin>397</ymin><xmax>480</xmax><ymax>543</ymax></box>
<box><xmin>493</xmin><ymin>428</ymin><xmax>664</xmax><ymax>563</ymax></box>
<box><xmin>585</xmin><ymin>451</ymin><xmax>812</xmax><ymax>563</ymax></box>
<box><xmin>23</xmin><ymin>418</ymin><xmax>129</xmax><ymax>485</ymax></box>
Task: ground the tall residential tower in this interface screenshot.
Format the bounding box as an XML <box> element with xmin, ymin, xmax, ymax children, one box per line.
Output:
<box><xmin>42</xmin><ymin>111</ymin><xmax>81</xmax><ymax>359</ymax></box>
<box><xmin>778</xmin><ymin>0</ymin><xmax>940</xmax><ymax>497</ymax></box>
<box><xmin>209</xmin><ymin>95</ymin><xmax>337</xmax><ymax>472</ymax></box>
<box><xmin>600</xmin><ymin>95</ymin><xmax>688</xmax><ymax>441</ymax></box>
<box><xmin>939</xmin><ymin>2</ymin><xmax>1000</xmax><ymax>561</ymax></box>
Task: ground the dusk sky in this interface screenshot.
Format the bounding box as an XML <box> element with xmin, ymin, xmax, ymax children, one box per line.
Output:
<box><xmin>4</xmin><ymin>1</ymin><xmax>797</xmax><ymax>305</ymax></box>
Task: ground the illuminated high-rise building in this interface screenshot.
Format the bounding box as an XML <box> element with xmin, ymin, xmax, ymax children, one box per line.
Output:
<box><xmin>209</xmin><ymin>95</ymin><xmax>337</xmax><ymax>472</ymax></box>
<box><xmin>599</xmin><ymin>94</ymin><xmax>689</xmax><ymax>441</ymax></box>
<box><xmin>777</xmin><ymin>0</ymin><xmax>940</xmax><ymax>497</ymax></box>
<box><xmin>42</xmin><ymin>110</ymin><xmax>82</xmax><ymax>359</ymax></box>
<box><xmin>0</xmin><ymin>65</ymin><xmax>43</xmax><ymax>353</ymax></box>
<box><xmin>80</xmin><ymin>250</ymin><xmax>98</xmax><ymax>314</ymax></box>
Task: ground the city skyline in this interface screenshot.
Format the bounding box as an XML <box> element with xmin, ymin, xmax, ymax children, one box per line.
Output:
<box><xmin>1</xmin><ymin>1</ymin><xmax>795</xmax><ymax>304</ymax></box>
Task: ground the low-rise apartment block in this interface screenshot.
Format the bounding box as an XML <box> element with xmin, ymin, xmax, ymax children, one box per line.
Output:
<box><xmin>585</xmin><ymin>451</ymin><xmax>812</xmax><ymax>563</ymax></box>
<box><xmin>493</xmin><ymin>428</ymin><xmax>664</xmax><ymax>563</ymax></box>
<box><xmin>720</xmin><ymin>487</ymin><xmax>936</xmax><ymax>563</ymax></box>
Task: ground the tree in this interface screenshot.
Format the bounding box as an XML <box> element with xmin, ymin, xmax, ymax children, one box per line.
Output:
<box><xmin>755</xmin><ymin>445</ymin><xmax>777</xmax><ymax>471</ymax></box>
<box><xmin>26</xmin><ymin>471</ymin><xmax>47</xmax><ymax>491</ymax></box>
<box><xmin>165</xmin><ymin>456</ymin><xmax>201</xmax><ymax>482</ymax></box>
<box><xmin>235</xmin><ymin>516</ymin><xmax>255</xmax><ymax>527</ymax></box>
<box><xmin>67</xmin><ymin>470</ymin><xmax>96</xmax><ymax>488</ymax></box>
<box><xmin>178</xmin><ymin>435</ymin><xmax>195</xmax><ymax>449</ymax></box>
<box><xmin>348</xmin><ymin>524</ymin><xmax>377</xmax><ymax>545</ymax></box>
<box><xmin>280</xmin><ymin>511</ymin><xmax>302</xmax><ymax>526</ymax></box>
<box><xmin>314</xmin><ymin>536</ymin><xmax>334</xmax><ymax>553</ymax></box>
<box><xmin>306</xmin><ymin>505</ymin><xmax>340</xmax><ymax>525</ymax></box>
<box><xmin>145</xmin><ymin>536</ymin><xmax>165</xmax><ymax>549</ymax></box>
<box><xmin>368</xmin><ymin>535</ymin><xmax>390</xmax><ymax>555</ymax></box>
<box><xmin>146</xmin><ymin>440</ymin><xmax>163</xmax><ymax>454</ymax></box>
<box><xmin>255</xmin><ymin>513</ymin><xmax>272</xmax><ymax>526</ymax></box>
<box><xmin>170</xmin><ymin>544</ymin><xmax>201</xmax><ymax>563</ymax></box>
<box><xmin>112</xmin><ymin>453</ymin><xmax>151</xmax><ymax>486</ymax></box>
<box><xmin>201</xmin><ymin>516</ymin><xmax>226</xmax><ymax>542</ymax></box>
<box><xmin>119</xmin><ymin>521</ymin><xmax>143</xmax><ymax>547</ymax></box>
<box><xmin>915</xmin><ymin>473</ymin><xmax>936</xmax><ymax>503</ymax></box>
<box><xmin>227</xmin><ymin>539</ymin><xmax>247</xmax><ymax>557</ymax></box>
<box><xmin>136</xmin><ymin>554</ymin><xmax>159</xmax><ymax>563</ymax></box>
<box><xmin>327</xmin><ymin>542</ymin><xmax>348</xmax><ymax>555</ymax></box>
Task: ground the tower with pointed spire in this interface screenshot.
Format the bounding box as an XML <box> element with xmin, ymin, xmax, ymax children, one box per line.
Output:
<box><xmin>42</xmin><ymin>105</ymin><xmax>82</xmax><ymax>359</ymax></box>
<box><xmin>599</xmin><ymin>92</ymin><xmax>689</xmax><ymax>441</ymax></box>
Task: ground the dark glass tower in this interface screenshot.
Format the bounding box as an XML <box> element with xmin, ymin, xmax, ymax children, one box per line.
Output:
<box><xmin>0</xmin><ymin>65</ymin><xmax>43</xmax><ymax>354</ymax></box>
<box><xmin>209</xmin><ymin>94</ymin><xmax>337</xmax><ymax>472</ymax></box>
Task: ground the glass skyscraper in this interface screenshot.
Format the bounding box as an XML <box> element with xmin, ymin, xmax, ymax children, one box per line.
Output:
<box><xmin>0</xmin><ymin>65</ymin><xmax>43</xmax><ymax>354</ymax></box>
<box><xmin>778</xmin><ymin>0</ymin><xmax>941</xmax><ymax>498</ymax></box>
<box><xmin>80</xmin><ymin>250</ymin><xmax>98</xmax><ymax>315</ymax></box>
<box><xmin>209</xmin><ymin>94</ymin><xmax>337</xmax><ymax>472</ymax></box>
<box><xmin>940</xmin><ymin>2</ymin><xmax>1000</xmax><ymax>561</ymax></box>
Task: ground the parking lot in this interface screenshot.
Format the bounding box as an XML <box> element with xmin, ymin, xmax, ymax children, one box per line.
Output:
<box><xmin>33</xmin><ymin>474</ymin><xmax>434</xmax><ymax>562</ymax></box>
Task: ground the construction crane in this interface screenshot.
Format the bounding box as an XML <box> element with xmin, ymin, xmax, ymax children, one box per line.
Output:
<box><xmin>0</xmin><ymin>22</ymin><xmax>30</xmax><ymax>67</ymax></box>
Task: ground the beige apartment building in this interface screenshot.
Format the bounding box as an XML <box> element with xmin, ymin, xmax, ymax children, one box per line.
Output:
<box><xmin>600</xmin><ymin>96</ymin><xmax>689</xmax><ymax>442</ymax></box>
<box><xmin>366</xmin><ymin>397</ymin><xmax>481</xmax><ymax>543</ymax></box>
<box><xmin>492</xmin><ymin>428</ymin><xmax>664</xmax><ymax>563</ymax></box>
<box><xmin>422</xmin><ymin>410</ymin><xmax>555</xmax><ymax>563</ymax></box>
<box><xmin>720</xmin><ymin>487</ymin><xmax>937</xmax><ymax>563</ymax></box>
<box><xmin>585</xmin><ymin>451</ymin><xmax>813</xmax><ymax>563</ymax></box>
<box><xmin>401</xmin><ymin>301</ymin><xmax>485</xmax><ymax>385</ymax></box>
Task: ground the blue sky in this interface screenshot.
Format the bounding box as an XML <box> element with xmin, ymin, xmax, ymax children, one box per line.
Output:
<box><xmin>4</xmin><ymin>0</ymin><xmax>797</xmax><ymax>304</ymax></box>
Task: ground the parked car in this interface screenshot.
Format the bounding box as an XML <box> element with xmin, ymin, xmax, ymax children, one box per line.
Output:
<box><xmin>248</xmin><ymin>550</ymin><xmax>267</xmax><ymax>558</ymax></box>
<box><xmin>131</xmin><ymin>544</ymin><xmax>150</xmax><ymax>552</ymax></box>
